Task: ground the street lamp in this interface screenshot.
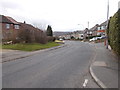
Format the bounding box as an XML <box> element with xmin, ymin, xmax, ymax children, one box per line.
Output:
<box><xmin>106</xmin><ymin>0</ymin><xmax>109</xmax><ymax>49</ymax></box>
<box><xmin>77</xmin><ymin>24</ymin><xmax>85</xmax><ymax>30</ymax></box>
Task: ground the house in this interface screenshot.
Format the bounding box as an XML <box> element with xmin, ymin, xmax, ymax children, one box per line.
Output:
<box><xmin>83</xmin><ymin>28</ymin><xmax>89</xmax><ymax>39</ymax></box>
<box><xmin>71</xmin><ymin>31</ymin><xmax>84</xmax><ymax>40</ymax></box>
<box><xmin>89</xmin><ymin>24</ymin><xmax>99</xmax><ymax>36</ymax></box>
<box><xmin>60</xmin><ymin>34</ymin><xmax>71</xmax><ymax>40</ymax></box>
<box><xmin>0</xmin><ymin>15</ymin><xmax>20</xmax><ymax>41</ymax></box>
<box><xmin>0</xmin><ymin>15</ymin><xmax>47</xmax><ymax>43</ymax></box>
<box><xmin>83</xmin><ymin>21</ymin><xmax>107</xmax><ymax>40</ymax></box>
<box><xmin>84</xmin><ymin>24</ymin><xmax>99</xmax><ymax>39</ymax></box>
<box><xmin>97</xmin><ymin>21</ymin><xmax>107</xmax><ymax>36</ymax></box>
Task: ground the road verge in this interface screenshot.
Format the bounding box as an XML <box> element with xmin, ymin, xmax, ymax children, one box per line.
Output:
<box><xmin>2</xmin><ymin>44</ymin><xmax>67</xmax><ymax>63</ymax></box>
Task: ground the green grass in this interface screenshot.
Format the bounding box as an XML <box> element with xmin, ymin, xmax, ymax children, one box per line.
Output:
<box><xmin>2</xmin><ymin>42</ymin><xmax>60</xmax><ymax>51</ymax></box>
<box><xmin>0</xmin><ymin>45</ymin><xmax>1</xmax><ymax>49</ymax></box>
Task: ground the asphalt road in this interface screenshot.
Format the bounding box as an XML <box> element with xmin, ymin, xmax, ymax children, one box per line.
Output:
<box><xmin>2</xmin><ymin>41</ymin><xmax>99</xmax><ymax>88</ymax></box>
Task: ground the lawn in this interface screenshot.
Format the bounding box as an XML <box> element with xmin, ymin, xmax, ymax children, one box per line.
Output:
<box><xmin>2</xmin><ymin>42</ymin><xmax>60</xmax><ymax>51</ymax></box>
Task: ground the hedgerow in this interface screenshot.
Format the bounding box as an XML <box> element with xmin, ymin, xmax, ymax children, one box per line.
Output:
<box><xmin>107</xmin><ymin>9</ymin><xmax>120</xmax><ymax>55</ymax></box>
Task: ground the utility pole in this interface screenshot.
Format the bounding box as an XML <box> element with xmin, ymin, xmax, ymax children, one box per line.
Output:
<box><xmin>118</xmin><ymin>1</ymin><xmax>120</xmax><ymax>9</ymax></box>
<box><xmin>88</xmin><ymin>21</ymin><xmax>89</xmax><ymax>29</ymax></box>
<box><xmin>106</xmin><ymin>0</ymin><xmax>109</xmax><ymax>49</ymax></box>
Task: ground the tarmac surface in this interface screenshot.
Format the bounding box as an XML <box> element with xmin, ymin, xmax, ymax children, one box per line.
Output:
<box><xmin>1</xmin><ymin>41</ymin><xmax>119</xmax><ymax>88</ymax></box>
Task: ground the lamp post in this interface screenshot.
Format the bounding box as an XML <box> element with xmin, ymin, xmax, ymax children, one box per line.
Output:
<box><xmin>77</xmin><ymin>24</ymin><xmax>85</xmax><ymax>30</ymax></box>
<box><xmin>105</xmin><ymin>0</ymin><xmax>109</xmax><ymax>49</ymax></box>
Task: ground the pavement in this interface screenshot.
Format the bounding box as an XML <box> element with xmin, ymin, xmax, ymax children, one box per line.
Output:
<box><xmin>1</xmin><ymin>44</ymin><xmax>66</xmax><ymax>63</ymax></box>
<box><xmin>90</xmin><ymin>42</ymin><xmax>119</xmax><ymax>88</ymax></box>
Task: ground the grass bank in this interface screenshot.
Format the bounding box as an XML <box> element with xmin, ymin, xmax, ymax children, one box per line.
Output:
<box><xmin>2</xmin><ymin>42</ymin><xmax>60</xmax><ymax>51</ymax></box>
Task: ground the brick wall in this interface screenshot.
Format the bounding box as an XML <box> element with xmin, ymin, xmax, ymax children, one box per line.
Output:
<box><xmin>2</xmin><ymin>23</ymin><xmax>20</xmax><ymax>41</ymax></box>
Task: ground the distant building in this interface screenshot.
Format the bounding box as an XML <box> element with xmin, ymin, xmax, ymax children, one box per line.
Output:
<box><xmin>83</xmin><ymin>21</ymin><xmax>107</xmax><ymax>39</ymax></box>
<box><xmin>97</xmin><ymin>21</ymin><xmax>107</xmax><ymax>36</ymax></box>
<box><xmin>71</xmin><ymin>31</ymin><xmax>84</xmax><ymax>40</ymax></box>
<box><xmin>83</xmin><ymin>28</ymin><xmax>89</xmax><ymax>39</ymax></box>
<box><xmin>89</xmin><ymin>24</ymin><xmax>99</xmax><ymax>36</ymax></box>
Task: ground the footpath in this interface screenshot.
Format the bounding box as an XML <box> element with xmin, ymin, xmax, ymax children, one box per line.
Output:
<box><xmin>1</xmin><ymin>44</ymin><xmax>66</xmax><ymax>63</ymax></box>
<box><xmin>90</xmin><ymin>43</ymin><xmax>119</xmax><ymax>88</ymax></box>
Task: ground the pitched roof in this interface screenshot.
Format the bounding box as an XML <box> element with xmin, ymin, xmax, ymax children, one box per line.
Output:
<box><xmin>0</xmin><ymin>15</ymin><xmax>12</xmax><ymax>24</ymax></box>
<box><xmin>73</xmin><ymin>31</ymin><xmax>84</xmax><ymax>34</ymax></box>
<box><xmin>5</xmin><ymin>16</ymin><xmax>19</xmax><ymax>24</ymax></box>
<box><xmin>20</xmin><ymin>23</ymin><xmax>43</xmax><ymax>32</ymax></box>
<box><xmin>90</xmin><ymin>24</ymin><xmax>99</xmax><ymax>31</ymax></box>
<box><xmin>0</xmin><ymin>15</ymin><xmax>19</xmax><ymax>24</ymax></box>
<box><xmin>100</xmin><ymin>21</ymin><xmax>107</xmax><ymax>26</ymax></box>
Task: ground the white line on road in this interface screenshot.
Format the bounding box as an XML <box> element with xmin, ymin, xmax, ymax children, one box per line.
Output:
<box><xmin>83</xmin><ymin>79</ymin><xmax>88</xmax><ymax>88</ymax></box>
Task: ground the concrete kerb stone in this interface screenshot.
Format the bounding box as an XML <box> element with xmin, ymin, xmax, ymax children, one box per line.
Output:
<box><xmin>90</xmin><ymin>65</ymin><xmax>107</xmax><ymax>88</ymax></box>
<box><xmin>89</xmin><ymin>43</ymin><xmax>107</xmax><ymax>89</ymax></box>
<box><xmin>1</xmin><ymin>44</ymin><xmax>67</xmax><ymax>63</ymax></box>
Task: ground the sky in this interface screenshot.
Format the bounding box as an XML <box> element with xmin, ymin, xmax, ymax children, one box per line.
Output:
<box><xmin>0</xmin><ymin>0</ymin><xmax>120</xmax><ymax>31</ymax></box>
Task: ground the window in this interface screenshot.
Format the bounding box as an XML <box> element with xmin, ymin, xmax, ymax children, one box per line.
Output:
<box><xmin>6</xmin><ymin>24</ymin><xmax>10</xmax><ymax>29</ymax></box>
<box><xmin>98</xmin><ymin>27</ymin><xmax>101</xmax><ymax>30</ymax></box>
<box><xmin>14</xmin><ymin>25</ymin><xmax>19</xmax><ymax>29</ymax></box>
<box><xmin>101</xmin><ymin>26</ymin><xmax>103</xmax><ymax>30</ymax></box>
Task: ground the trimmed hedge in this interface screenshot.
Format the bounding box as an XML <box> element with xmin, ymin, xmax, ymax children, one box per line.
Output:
<box><xmin>107</xmin><ymin>9</ymin><xmax>120</xmax><ymax>55</ymax></box>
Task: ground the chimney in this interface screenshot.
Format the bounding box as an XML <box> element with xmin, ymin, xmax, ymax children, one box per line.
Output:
<box><xmin>24</xmin><ymin>21</ymin><xmax>26</xmax><ymax>24</ymax></box>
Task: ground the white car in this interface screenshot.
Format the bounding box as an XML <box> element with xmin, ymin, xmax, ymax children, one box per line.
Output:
<box><xmin>96</xmin><ymin>36</ymin><xmax>106</xmax><ymax>39</ymax></box>
<box><xmin>59</xmin><ymin>38</ymin><xmax>63</xmax><ymax>41</ymax></box>
<box><xmin>89</xmin><ymin>37</ymin><xmax>98</xmax><ymax>41</ymax></box>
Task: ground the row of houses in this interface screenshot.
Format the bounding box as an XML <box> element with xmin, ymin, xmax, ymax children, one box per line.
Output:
<box><xmin>0</xmin><ymin>15</ymin><xmax>46</xmax><ymax>43</ymax></box>
<box><xmin>59</xmin><ymin>21</ymin><xmax>107</xmax><ymax>40</ymax></box>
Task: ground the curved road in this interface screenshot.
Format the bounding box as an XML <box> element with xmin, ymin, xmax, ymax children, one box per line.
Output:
<box><xmin>3</xmin><ymin>41</ymin><xmax>99</xmax><ymax>88</ymax></box>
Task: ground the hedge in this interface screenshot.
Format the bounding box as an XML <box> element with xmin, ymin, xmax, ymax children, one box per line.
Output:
<box><xmin>107</xmin><ymin>9</ymin><xmax>120</xmax><ymax>55</ymax></box>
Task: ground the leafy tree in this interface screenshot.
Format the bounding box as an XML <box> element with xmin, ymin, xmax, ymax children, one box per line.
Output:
<box><xmin>46</xmin><ymin>25</ymin><xmax>53</xmax><ymax>36</ymax></box>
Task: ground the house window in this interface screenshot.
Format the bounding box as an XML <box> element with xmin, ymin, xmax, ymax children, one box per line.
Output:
<box><xmin>101</xmin><ymin>26</ymin><xmax>106</xmax><ymax>30</ymax></box>
<box><xmin>6</xmin><ymin>24</ymin><xmax>10</xmax><ymax>29</ymax></box>
<box><xmin>14</xmin><ymin>25</ymin><xmax>19</xmax><ymax>29</ymax></box>
<box><xmin>98</xmin><ymin>27</ymin><xmax>101</xmax><ymax>30</ymax></box>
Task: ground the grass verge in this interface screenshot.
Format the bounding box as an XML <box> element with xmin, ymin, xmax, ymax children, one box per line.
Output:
<box><xmin>2</xmin><ymin>42</ymin><xmax>60</xmax><ymax>51</ymax></box>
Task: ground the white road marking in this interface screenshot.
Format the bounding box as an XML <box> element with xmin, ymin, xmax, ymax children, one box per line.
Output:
<box><xmin>83</xmin><ymin>79</ymin><xmax>88</xmax><ymax>88</ymax></box>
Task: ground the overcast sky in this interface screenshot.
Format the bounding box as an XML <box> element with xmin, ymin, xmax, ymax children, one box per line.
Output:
<box><xmin>0</xmin><ymin>0</ymin><xmax>120</xmax><ymax>31</ymax></box>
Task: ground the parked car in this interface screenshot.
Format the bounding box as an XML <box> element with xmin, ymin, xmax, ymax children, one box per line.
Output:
<box><xmin>55</xmin><ymin>39</ymin><xmax>64</xmax><ymax>44</ymax></box>
<box><xmin>97</xmin><ymin>36</ymin><xmax>106</xmax><ymax>40</ymax></box>
<box><xmin>59</xmin><ymin>38</ymin><xmax>63</xmax><ymax>41</ymax></box>
<box><xmin>89</xmin><ymin>37</ymin><xmax>98</xmax><ymax>41</ymax></box>
<box><xmin>101</xmin><ymin>36</ymin><xmax>106</xmax><ymax>39</ymax></box>
<box><xmin>96</xmin><ymin>37</ymin><xmax>102</xmax><ymax>40</ymax></box>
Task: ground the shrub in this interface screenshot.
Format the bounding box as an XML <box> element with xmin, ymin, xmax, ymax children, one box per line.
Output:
<box><xmin>47</xmin><ymin>36</ymin><xmax>55</xmax><ymax>42</ymax></box>
<box><xmin>107</xmin><ymin>9</ymin><xmax>120</xmax><ymax>55</ymax></box>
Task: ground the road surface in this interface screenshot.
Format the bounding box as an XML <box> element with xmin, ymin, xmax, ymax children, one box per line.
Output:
<box><xmin>2</xmin><ymin>41</ymin><xmax>99</xmax><ymax>88</ymax></box>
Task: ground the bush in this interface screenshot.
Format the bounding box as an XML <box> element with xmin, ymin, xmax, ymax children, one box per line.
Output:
<box><xmin>18</xmin><ymin>29</ymin><xmax>33</xmax><ymax>43</ymax></box>
<box><xmin>47</xmin><ymin>36</ymin><xmax>55</xmax><ymax>42</ymax></box>
<box><xmin>18</xmin><ymin>29</ymin><xmax>47</xmax><ymax>44</ymax></box>
<box><xmin>107</xmin><ymin>9</ymin><xmax>120</xmax><ymax>55</ymax></box>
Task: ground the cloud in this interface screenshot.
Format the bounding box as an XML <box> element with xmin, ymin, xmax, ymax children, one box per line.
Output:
<box><xmin>0</xmin><ymin>0</ymin><xmax>21</xmax><ymax>10</ymax></box>
<box><xmin>0</xmin><ymin>0</ymin><xmax>119</xmax><ymax>31</ymax></box>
